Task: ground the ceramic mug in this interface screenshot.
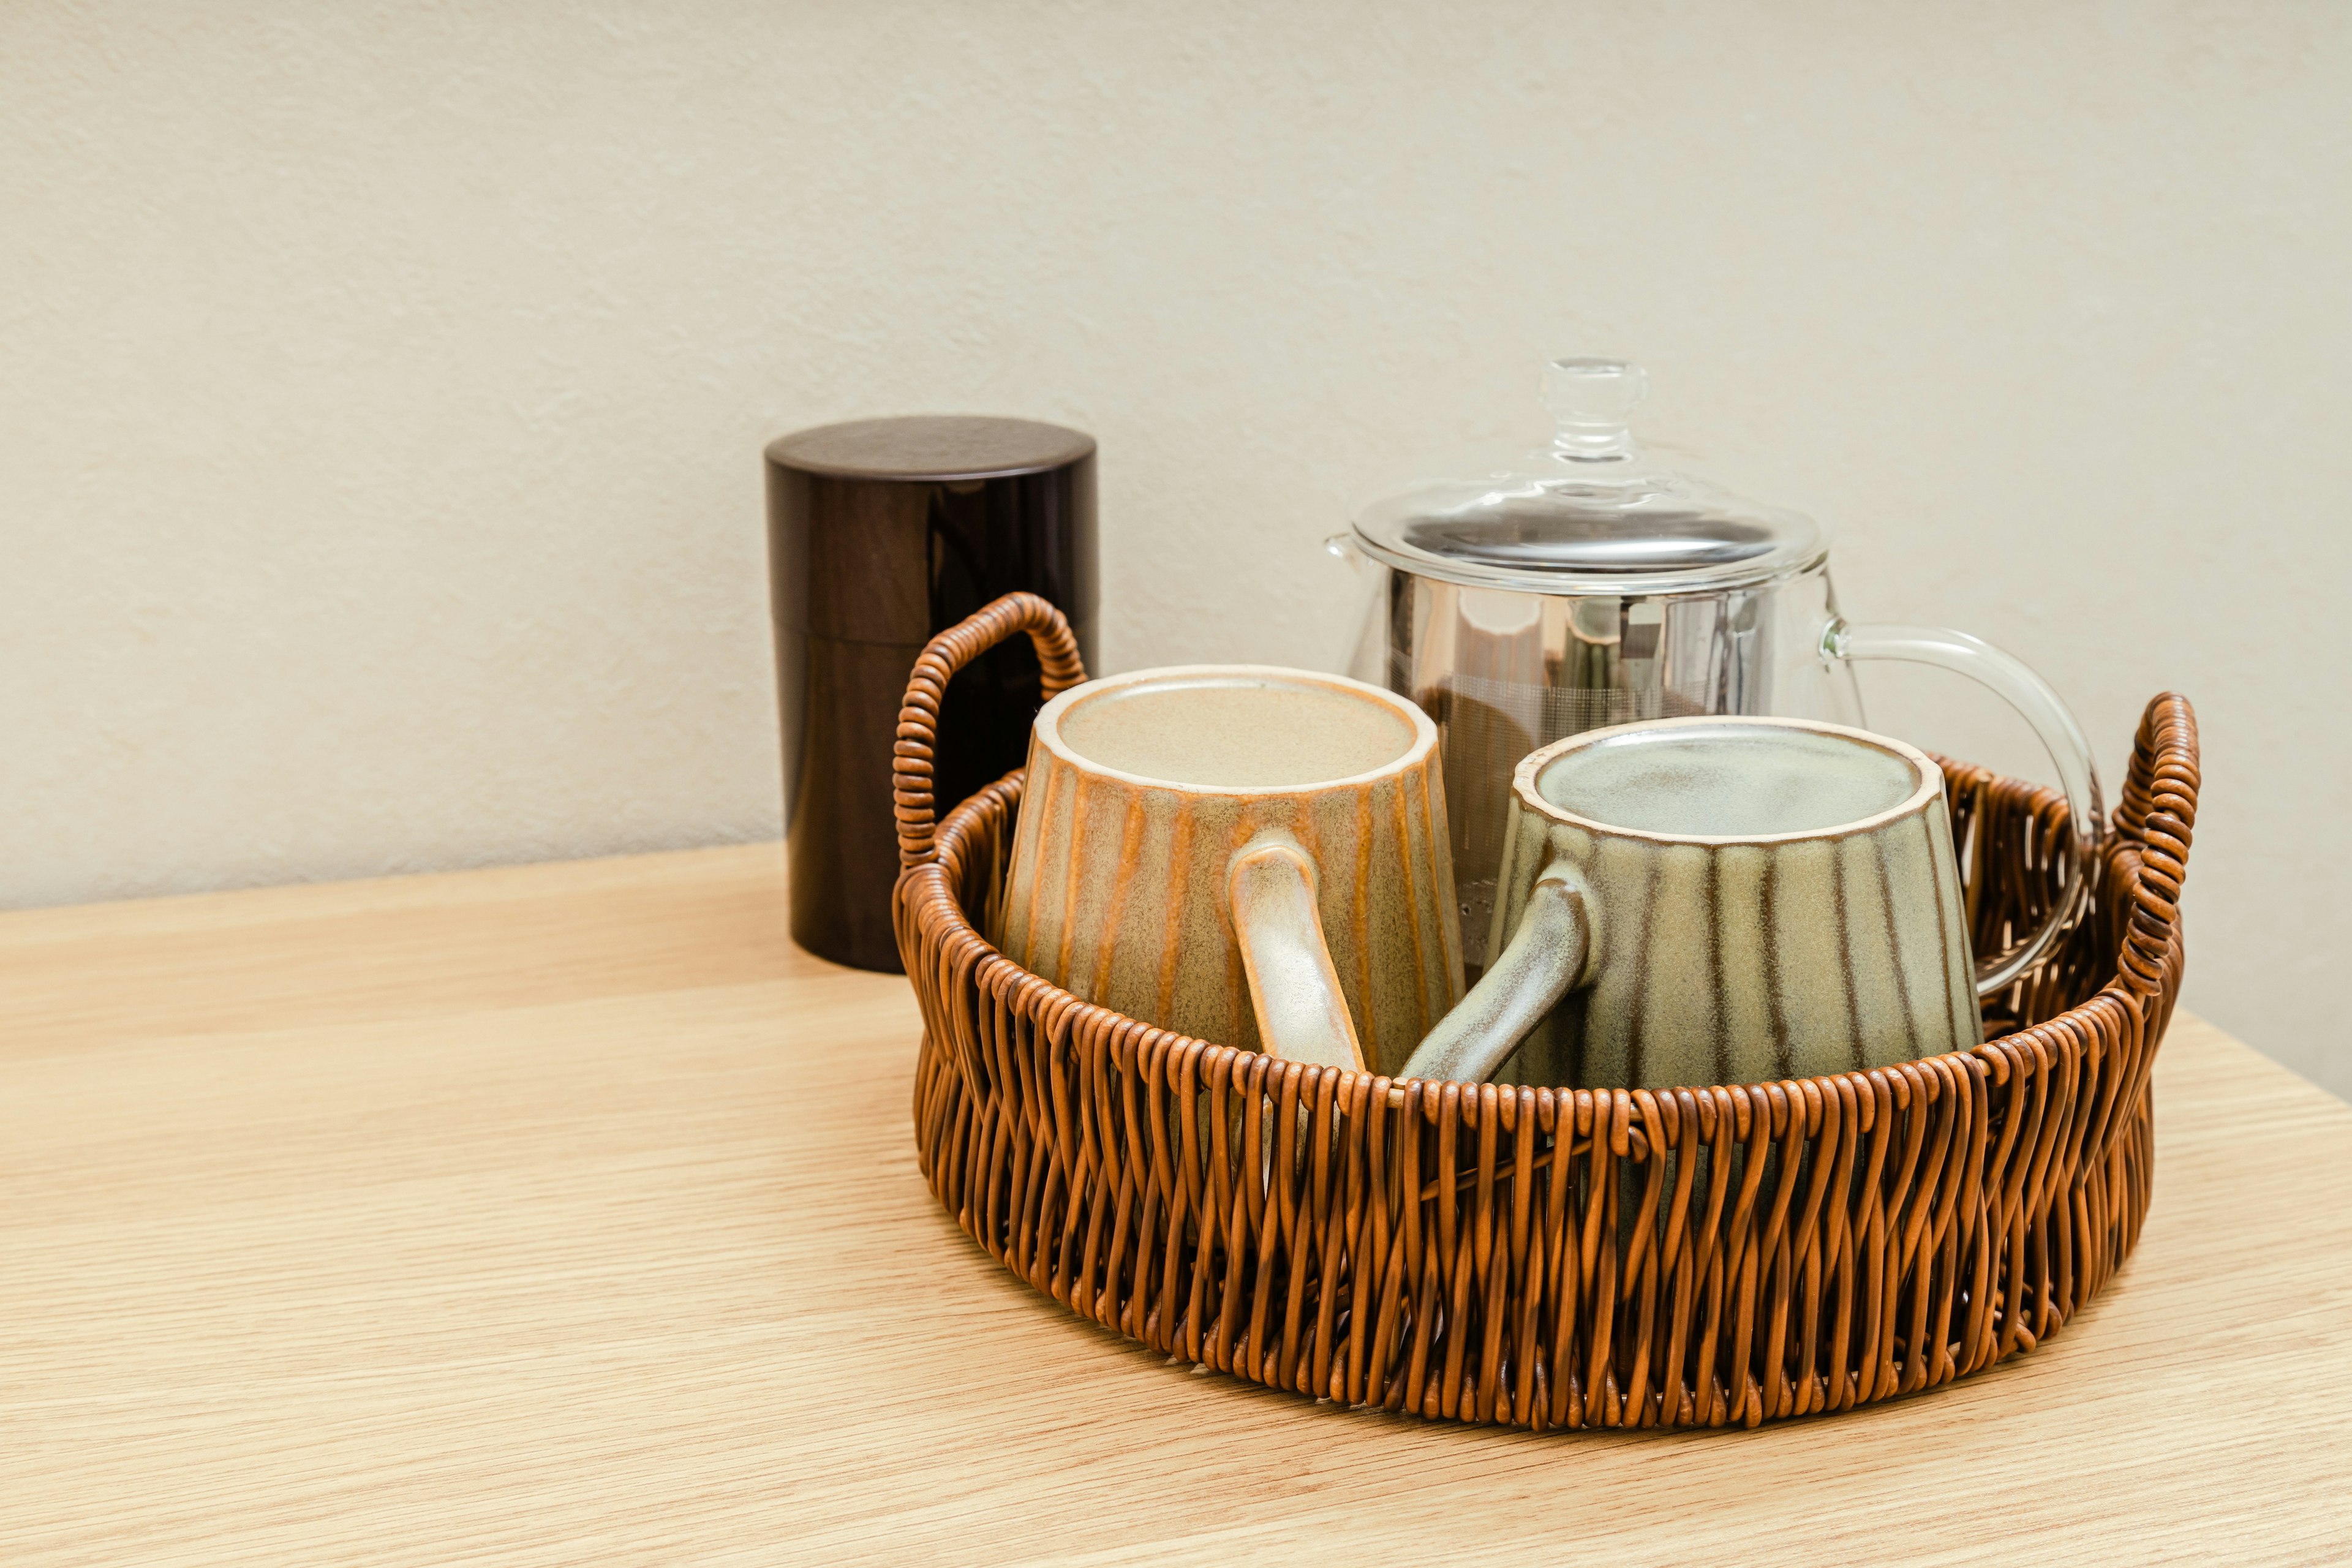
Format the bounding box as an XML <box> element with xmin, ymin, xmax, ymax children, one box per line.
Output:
<box><xmin>1401</xmin><ymin>715</ymin><xmax>1981</xmax><ymax>1090</ymax></box>
<box><xmin>997</xmin><ymin>666</ymin><xmax>1464</xmax><ymax>1074</ymax></box>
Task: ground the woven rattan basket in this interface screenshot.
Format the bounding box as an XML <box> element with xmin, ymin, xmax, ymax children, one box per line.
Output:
<box><xmin>892</xmin><ymin>593</ymin><xmax>2200</xmax><ymax>1430</ymax></box>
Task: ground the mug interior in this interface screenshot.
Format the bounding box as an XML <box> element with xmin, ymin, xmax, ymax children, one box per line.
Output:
<box><xmin>1052</xmin><ymin>671</ymin><xmax>1417</xmax><ymax>789</ymax></box>
<box><xmin>1535</xmin><ymin>720</ymin><xmax>1928</xmax><ymax>839</ymax></box>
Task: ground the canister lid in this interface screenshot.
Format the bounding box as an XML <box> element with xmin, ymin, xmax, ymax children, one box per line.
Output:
<box><xmin>768</xmin><ymin>416</ymin><xmax>1095</xmax><ymax>482</ymax></box>
<box><xmin>1349</xmin><ymin>360</ymin><xmax>1826</xmax><ymax>597</ymax></box>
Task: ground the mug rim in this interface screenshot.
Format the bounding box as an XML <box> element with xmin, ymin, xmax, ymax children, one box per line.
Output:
<box><xmin>1512</xmin><ymin>715</ymin><xmax>1943</xmax><ymax>846</ymax></box>
<box><xmin>1035</xmin><ymin>664</ymin><xmax>1439</xmax><ymax>796</ymax></box>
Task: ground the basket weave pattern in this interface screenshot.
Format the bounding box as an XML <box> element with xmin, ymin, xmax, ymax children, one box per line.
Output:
<box><xmin>892</xmin><ymin>593</ymin><xmax>2201</xmax><ymax>1429</ymax></box>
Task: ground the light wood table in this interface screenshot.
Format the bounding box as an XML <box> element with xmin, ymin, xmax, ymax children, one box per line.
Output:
<box><xmin>6</xmin><ymin>845</ymin><xmax>2350</xmax><ymax>1565</ymax></box>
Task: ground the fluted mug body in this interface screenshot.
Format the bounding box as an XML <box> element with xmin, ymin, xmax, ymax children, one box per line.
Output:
<box><xmin>998</xmin><ymin>666</ymin><xmax>1463</xmax><ymax>1076</ymax></box>
<box><xmin>1405</xmin><ymin>715</ymin><xmax>1981</xmax><ymax>1090</ymax></box>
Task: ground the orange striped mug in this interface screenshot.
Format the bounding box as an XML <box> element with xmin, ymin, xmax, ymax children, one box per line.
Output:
<box><xmin>997</xmin><ymin>666</ymin><xmax>1464</xmax><ymax>1075</ymax></box>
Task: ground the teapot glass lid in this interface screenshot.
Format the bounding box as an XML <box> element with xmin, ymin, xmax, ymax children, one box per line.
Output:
<box><xmin>1349</xmin><ymin>359</ymin><xmax>1828</xmax><ymax>597</ymax></box>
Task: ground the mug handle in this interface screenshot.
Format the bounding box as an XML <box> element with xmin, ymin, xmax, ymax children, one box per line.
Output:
<box><xmin>1227</xmin><ymin>834</ymin><xmax>1365</xmax><ymax>1071</ymax></box>
<box><xmin>1398</xmin><ymin>861</ymin><xmax>1591</xmax><ymax>1084</ymax></box>
<box><xmin>1822</xmin><ymin>619</ymin><xmax>2104</xmax><ymax>995</ymax></box>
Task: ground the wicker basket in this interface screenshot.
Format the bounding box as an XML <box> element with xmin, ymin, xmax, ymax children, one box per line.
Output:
<box><xmin>892</xmin><ymin>593</ymin><xmax>2199</xmax><ymax>1430</ymax></box>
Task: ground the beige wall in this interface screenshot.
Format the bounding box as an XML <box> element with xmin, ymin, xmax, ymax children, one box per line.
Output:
<box><xmin>5</xmin><ymin>2</ymin><xmax>2346</xmax><ymax>1093</ymax></box>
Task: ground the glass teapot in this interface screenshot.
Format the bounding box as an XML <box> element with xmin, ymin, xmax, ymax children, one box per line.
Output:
<box><xmin>1330</xmin><ymin>357</ymin><xmax>2099</xmax><ymax>991</ymax></box>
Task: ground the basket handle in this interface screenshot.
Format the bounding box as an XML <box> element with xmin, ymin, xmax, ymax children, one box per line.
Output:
<box><xmin>894</xmin><ymin>592</ymin><xmax>1088</xmax><ymax>869</ymax></box>
<box><xmin>2113</xmin><ymin>691</ymin><xmax>2199</xmax><ymax>996</ymax></box>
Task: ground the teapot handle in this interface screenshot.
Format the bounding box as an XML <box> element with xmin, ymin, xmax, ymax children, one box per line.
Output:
<box><xmin>1822</xmin><ymin>618</ymin><xmax>2103</xmax><ymax>996</ymax></box>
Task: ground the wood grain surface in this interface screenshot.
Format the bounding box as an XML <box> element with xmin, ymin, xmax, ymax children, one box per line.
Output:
<box><xmin>5</xmin><ymin>845</ymin><xmax>2349</xmax><ymax>1566</ymax></box>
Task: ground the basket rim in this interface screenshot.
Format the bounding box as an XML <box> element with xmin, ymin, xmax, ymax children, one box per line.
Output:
<box><xmin>899</xmin><ymin>753</ymin><xmax>2147</xmax><ymax>1120</ymax></box>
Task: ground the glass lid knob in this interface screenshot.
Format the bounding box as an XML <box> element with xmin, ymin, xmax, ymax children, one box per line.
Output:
<box><xmin>1541</xmin><ymin>357</ymin><xmax>1645</xmax><ymax>462</ymax></box>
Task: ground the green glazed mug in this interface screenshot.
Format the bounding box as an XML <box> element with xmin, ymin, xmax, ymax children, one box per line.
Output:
<box><xmin>1401</xmin><ymin>715</ymin><xmax>1981</xmax><ymax>1090</ymax></box>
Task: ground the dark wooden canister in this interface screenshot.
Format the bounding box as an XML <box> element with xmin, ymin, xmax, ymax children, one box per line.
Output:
<box><xmin>766</xmin><ymin>418</ymin><xmax>1096</xmax><ymax>970</ymax></box>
